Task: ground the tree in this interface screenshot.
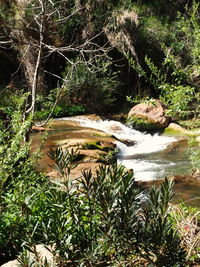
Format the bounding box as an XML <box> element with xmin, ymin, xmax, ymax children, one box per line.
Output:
<box><xmin>0</xmin><ymin>0</ymin><xmax>112</xmax><ymax>123</ymax></box>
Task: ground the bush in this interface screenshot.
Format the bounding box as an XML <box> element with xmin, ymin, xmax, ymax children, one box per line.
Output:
<box><xmin>0</xmin><ymin>145</ymin><xmax>187</xmax><ymax>266</ymax></box>
<box><xmin>0</xmin><ymin>101</ymin><xmax>48</xmax><ymax>262</ymax></box>
<box><xmin>170</xmin><ymin>204</ymin><xmax>200</xmax><ymax>264</ymax></box>
<box><xmin>9</xmin><ymin>148</ymin><xmax>185</xmax><ymax>266</ymax></box>
<box><xmin>64</xmin><ymin>60</ymin><xmax>119</xmax><ymax>114</ymax></box>
<box><xmin>35</xmin><ymin>103</ymin><xmax>86</xmax><ymax>120</ymax></box>
<box><xmin>125</xmin><ymin>1</ymin><xmax>200</xmax><ymax>120</ymax></box>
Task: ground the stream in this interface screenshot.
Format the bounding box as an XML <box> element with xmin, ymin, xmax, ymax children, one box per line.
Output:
<box><xmin>32</xmin><ymin>116</ymin><xmax>200</xmax><ymax>206</ymax></box>
<box><xmin>59</xmin><ymin>116</ymin><xmax>192</xmax><ymax>181</ymax></box>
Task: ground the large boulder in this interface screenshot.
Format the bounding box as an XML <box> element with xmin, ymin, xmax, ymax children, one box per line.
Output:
<box><xmin>127</xmin><ymin>99</ymin><xmax>171</xmax><ymax>131</ymax></box>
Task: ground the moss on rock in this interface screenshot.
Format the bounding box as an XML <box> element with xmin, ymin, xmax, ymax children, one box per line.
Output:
<box><xmin>82</xmin><ymin>141</ymin><xmax>118</xmax><ymax>164</ymax></box>
<box><xmin>127</xmin><ymin>116</ymin><xmax>162</xmax><ymax>131</ymax></box>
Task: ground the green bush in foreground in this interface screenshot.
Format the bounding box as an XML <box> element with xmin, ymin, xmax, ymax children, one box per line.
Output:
<box><xmin>0</xmin><ymin>145</ymin><xmax>187</xmax><ymax>266</ymax></box>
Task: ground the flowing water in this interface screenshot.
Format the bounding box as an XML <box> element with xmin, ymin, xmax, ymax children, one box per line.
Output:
<box><xmin>32</xmin><ymin>116</ymin><xmax>200</xmax><ymax>206</ymax></box>
<box><xmin>59</xmin><ymin>116</ymin><xmax>192</xmax><ymax>181</ymax></box>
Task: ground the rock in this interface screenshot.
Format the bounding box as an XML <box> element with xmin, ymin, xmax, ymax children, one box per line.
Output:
<box><xmin>70</xmin><ymin>162</ymin><xmax>104</xmax><ymax>178</ymax></box>
<box><xmin>138</xmin><ymin>173</ymin><xmax>200</xmax><ymax>190</ymax></box>
<box><xmin>1</xmin><ymin>244</ymin><xmax>54</xmax><ymax>267</ymax></box>
<box><xmin>73</xmin><ymin>114</ymin><xmax>102</xmax><ymax>121</ymax></box>
<box><xmin>170</xmin><ymin>174</ymin><xmax>200</xmax><ymax>184</ymax></box>
<box><xmin>108</xmin><ymin>113</ymin><xmax>127</xmax><ymax>122</ymax></box>
<box><xmin>32</xmin><ymin>125</ymin><xmax>50</xmax><ymax>132</ymax></box>
<box><xmin>45</xmin><ymin>138</ymin><xmax>118</xmax><ymax>179</ymax></box>
<box><xmin>1</xmin><ymin>260</ymin><xmax>21</xmax><ymax>267</ymax></box>
<box><xmin>86</xmin><ymin>140</ymin><xmax>115</xmax><ymax>151</ymax></box>
<box><xmin>119</xmin><ymin>139</ymin><xmax>136</xmax><ymax>146</ymax></box>
<box><xmin>31</xmin><ymin>244</ymin><xmax>54</xmax><ymax>264</ymax></box>
<box><xmin>107</xmin><ymin>124</ymin><xmax>124</xmax><ymax>132</ymax></box>
<box><xmin>99</xmin><ymin>141</ymin><xmax>117</xmax><ymax>151</ymax></box>
<box><xmin>165</xmin><ymin>123</ymin><xmax>190</xmax><ymax>135</ymax></box>
<box><xmin>127</xmin><ymin>99</ymin><xmax>170</xmax><ymax>131</ymax></box>
<box><xmin>81</xmin><ymin>141</ymin><xmax>117</xmax><ymax>164</ymax></box>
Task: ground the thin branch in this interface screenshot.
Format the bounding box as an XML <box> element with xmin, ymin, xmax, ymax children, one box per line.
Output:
<box><xmin>26</xmin><ymin>0</ymin><xmax>44</xmax><ymax>115</ymax></box>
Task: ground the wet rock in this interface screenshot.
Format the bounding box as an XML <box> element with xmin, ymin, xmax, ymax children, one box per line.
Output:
<box><xmin>74</xmin><ymin>114</ymin><xmax>102</xmax><ymax>121</ymax></box>
<box><xmin>127</xmin><ymin>99</ymin><xmax>171</xmax><ymax>131</ymax></box>
<box><xmin>45</xmin><ymin>135</ymin><xmax>118</xmax><ymax>179</ymax></box>
<box><xmin>100</xmin><ymin>141</ymin><xmax>117</xmax><ymax>152</ymax></box>
<box><xmin>85</xmin><ymin>140</ymin><xmax>117</xmax><ymax>152</ymax></box>
<box><xmin>139</xmin><ymin>171</ymin><xmax>200</xmax><ymax>189</ymax></box>
<box><xmin>170</xmin><ymin>174</ymin><xmax>200</xmax><ymax>184</ymax></box>
<box><xmin>81</xmin><ymin>141</ymin><xmax>117</xmax><ymax>164</ymax></box>
<box><xmin>160</xmin><ymin>138</ymin><xmax>188</xmax><ymax>154</ymax></box>
<box><xmin>120</xmin><ymin>139</ymin><xmax>136</xmax><ymax>146</ymax></box>
<box><xmin>107</xmin><ymin>124</ymin><xmax>124</xmax><ymax>132</ymax></box>
<box><xmin>108</xmin><ymin>113</ymin><xmax>127</xmax><ymax>122</ymax></box>
<box><xmin>70</xmin><ymin>162</ymin><xmax>104</xmax><ymax>178</ymax></box>
<box><xmin>32</xmin><ymin>125</ymin><xmax>50</xmax><ymax>132</ymax></box>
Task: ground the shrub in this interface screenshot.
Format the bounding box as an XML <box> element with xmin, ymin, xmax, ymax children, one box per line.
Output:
<box><xmin>18</xmin><ymin>147</ymin><xmax>185</xmax><ymax>266</ymax></box>
<box><xmin>136</xmin><ymin>180</ymin><xmax>186</xmax><ymax>266</ymax></box>
<box><xmin>64</xmin><ymin>59</ymin><xmax>119</xmax><ymax>114</ymax></box>
<box><xmin>35</xmin><ymin>103</ymin><xmax>86</xmax><ymax>120</ymax></box>
<box><xmin>0</xmin><ymin>141</ymin><xmax>187</xmax><ymax>265</ymax></box>
<box><xmin>125</xmin><ymin>1</ymin><xmax>200</xmax><ymax>120</ymax></box>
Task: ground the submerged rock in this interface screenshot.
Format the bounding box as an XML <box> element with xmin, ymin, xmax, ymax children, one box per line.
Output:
<box><xmin>127</xmin><ymin>99</ymin><xmax>170</xmax><ymax>131</ymax></box>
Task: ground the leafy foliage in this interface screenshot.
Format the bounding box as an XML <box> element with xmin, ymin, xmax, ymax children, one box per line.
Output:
<box><xmin>0</xmin><ymin>0</ymin><xmax>200</xmax><ymax>265</ymax></box>
<box><xmin>0</xmin><ymin>100</ymin><xmax>48</xmax><ymax>261</ymax></box>
<box><xmin>171</xmin><ymin>204</ymin><xmax>200</xmax><ymax>264</ymax></box>
<box><xmin>35</xmin><ymin>103</ymin><xmax>86</xmax><ymax>119</ymax></box>
<box><xmin>0</xmin><ymin>140</ymin><xmax>187</xmax><ymax>265</ymax></box>
<box><xmin>124</xmin><ymin>1</ymin><xmax>200</xmax><ymax>120</ymax></box>
<box><xmin>136</xmin><ymin>180</ymin><xmax>186</xmax><ymax>266</ymax></box>
<box><xmin>64</xmin><ymin>59</ymin><xmax>119</xmax><ymax>114</ymax></box>
<box><xmin>3</xmin><ymin>147</ymin><xmax>184</xmax><ymax>266</ymax></box>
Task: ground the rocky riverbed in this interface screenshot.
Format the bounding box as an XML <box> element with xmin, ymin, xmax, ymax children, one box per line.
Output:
<box><xmin>31</xmin><ymin>115</ymin><xmax>200</xmax><ymax>207</ymax></box>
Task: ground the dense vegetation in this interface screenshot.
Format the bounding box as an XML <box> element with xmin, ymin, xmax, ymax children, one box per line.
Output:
<box><xmin>0</xmin><ymin>0</ymin><xmax>200</xmax><ymax>266</ymax></box>
<box><xmin>0</xmin><ymin>113</ymin><xmax>199</xmax><ymax>266</ymax></box>
<box><xmin>0</xmin><ymin>0</ymin><xmax>199</xmax><ymax>120</ymax></box>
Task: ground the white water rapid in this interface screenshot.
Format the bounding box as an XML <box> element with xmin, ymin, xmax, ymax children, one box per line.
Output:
<box><xmin>59</xmin><ymin>116</ymin><xmax>188</xmax><ymax>181</ymax></box>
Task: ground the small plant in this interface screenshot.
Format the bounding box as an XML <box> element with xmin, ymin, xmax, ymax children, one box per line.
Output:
<box><xmin>170</xmin><ymin>204</ymin><xmax>200</xmax><ymax>263</ymax></box>
<box><xmin>48</xmin><ymin>147</ymin><xmax>80</xmax><ymax>180</ymax></box>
